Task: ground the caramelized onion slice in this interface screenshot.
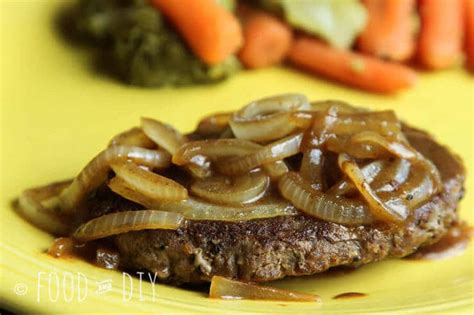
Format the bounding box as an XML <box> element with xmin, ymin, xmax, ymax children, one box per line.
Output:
<box><xmin>197</xmin><ymin>112</ymin><xmax>233</xmax><ymax>136</ymax></box>
<box><xmin>157</xmin><ymin>197</ymin><xmax>297</xmax><ymax>221</ymax></box>
<box><xmin>300</xmin><ymin>148</ymin><xmax>325</xmax><ymax>190</ymax></box>
<box><xmin>209</xmin><ymin>276</ymin><xmax>320</xmax><ymax>302</ymax></box>
<box><xmin>229</xmin><ymin>94</ymin><xmax>310</xmax><ymax>142</ymax></box>
<box><xmin>72</xmin><ymin>210</ymin><xmax>183</xmax><ymax>242</ymax></box>
<box><xmin>372</xmin><ymin>159</ymin><xmax>411</xmax><ymax>193</ymax></box>
<box><xmin>217</xmin><ymin>133</ymin><xmax>303</xmax><ymax>176</ymax></box>
<box><xmin>190</xmin><ymin>172</ymin><xmax>269</xmax><ymax>206</ymax></box>
<box><xmin>108</xmin><ymin>127</ymin><xmax>156</xmax><ymax>149</ymax></box>
<box><xmin>338</xmin><ymin>153</ymin><xmax>406</xmax><ymax>222</ymax></box>
<box><xmin>173</xmin><ymin>139</ymin><xmax>262</xmax><ymax>165</ymax></box>
<box><xmin>108</xmin><ymin>177</ymin><xmax>160</xmax><ymax>209</ymax></box>
<box><xmin>173</xmin><ymin>139</ymin><xmax>288</xmax><ymax>179</ymax></box>
<box><xmin>328</xmin><ymin>160</ymin><xmax>387</xmax><ymax>196</ymax></box>
<box><xmin>329</xmin><ymin>110</ymin><xmax>402</xmax><ymax>137</ymax></box>
<box><xmin>310</xmin><ymin>100</ymin><xmax>365</xmax><ymax>113</ymax></box>
<box><xmin>279</xmin><ymin>172</ymin><xmax>373</xmax><ymax>225</ymax></box>
<box><xmin>141</xmin><ymin>117</ymin><xmax>187</xmax><ymax>154</ymax></box>
<box><xmin>59</xmin><ymin>146</ymin><xmax>171</xmax><ymax>213</ymax></box>
<box><xmin>350</xmin><ymin>131</ymin><xmax>417</xmax><ymax>160</ymax></box>
<box><xmin>379</xmin><ymin>162</ymin><xmax>439</xmax><ymax>211</ymax></box>
<box><xmin>111</xmin><ymin>161</ymin><xmax>188</xmax><ymax>202</ymax></box>
<box><xmin>17</xmin><ymin>181</ymin><xmax>73</xmax><ymax>235</ymax></box>
<box><xmin>265</xmin><ymin>160</ymin><xmax>290</xmax><ymax>179</ymax></box>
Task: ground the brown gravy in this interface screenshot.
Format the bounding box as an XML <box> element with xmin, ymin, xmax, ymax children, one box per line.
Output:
<box><xmin>47</xmin><ymin>237</ymin><xmax>120</xmax><ymax>270</ymax></box>
<box><xmin>407</xmin><ymin>223</ymin><xmax>473</xmax><ymax>260</ymax></box>
<box><xmin>333</xmin><ymin>292</ymin><xmax>367</xmax><ymax>299</ymax></box>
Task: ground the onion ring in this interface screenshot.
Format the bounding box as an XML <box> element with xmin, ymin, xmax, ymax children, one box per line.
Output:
<box><xmin>59</xmin><ymin>146</ymin><xmax>171</xmax><ymax>213</ymax></box>
<box><xmin>279</xmin><ymin>172</ymin><xmax>374</xmax><ymax>225</ymax></box>
<box><xmin>229</xmin><ymin>94</ymin><xmax>310</xmax><ymax>142</ymax></box>
<box><xmin>72</xmin><ymin>210</ymin><xmax>183</xmax><ymax>242</ymax></box>
<box><xmin>190</xmin><ymin>172</ymin><xmax>269</xmax><ymax>206</ymax></box>
<box><xmin>111</xmin><ymin>161</ymin><xmax>188</xmax><ymax>202</ymax></box>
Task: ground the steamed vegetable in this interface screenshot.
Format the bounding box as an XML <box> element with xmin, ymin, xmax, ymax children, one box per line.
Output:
<box><xmin>237</xmin><ymin>5</ymin><xmax>293</xmax><ymax>68</ymax></box>
<box><xmin>417</xmin><ymin>0</ymin><xmax>465</xmax><ymax>69</ymax></box>
<box><xmin>151</xmin><ymin>0</ymin><xmax>243</xmax><ymax>65</ymax></box>
<box><xmin>357</xmin><ymin>0</ymin><xmax>417</xmax><ymax>61</ymax></box>
<box><xmin>77</xmin><ymin>0</ymin><xmax>240</xmax><ymax>86</ymax></box>
<box><xmin>288</xmin><ymin>37</ymin><xmax>418</xmax><ymax>93</ymax></box>
<box><xmin>279</xmin><ymin>0</ymin><xmax>367</xmax><ymax>49</ymax></box>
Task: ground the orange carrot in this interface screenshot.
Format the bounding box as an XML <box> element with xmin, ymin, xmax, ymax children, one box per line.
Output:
<box><xmin>417</xmin><ymin>0</ymin><xmax>464</xmax><ymax>69</ymax></box>
<box><xmin>237</xmin><ymin>6</ymin><xmax>293</xmax><ymax>69</ymax></box>
<box><xmin>357</xmin><ymin>0</ymin><xmax>416</xmax><ymax>61</ymax></box>
<box><xmin>288</xmin><ymin>37</ymin><xmax>417</xmax><ymax>94</ymax></box>
<box><xmin>151</xmin><ymin>0</ymin><xmax>243</xmax><ymax>65</ymax></box>
<box><xmin>466</xmin><ymin>0</ymin><xmax>474</xmax><ymax>73</ymax></box>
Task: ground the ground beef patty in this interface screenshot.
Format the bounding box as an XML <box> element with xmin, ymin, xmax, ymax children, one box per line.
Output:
<box><xmin>85</xmin><ymin>127</ymin><xmax>465</xmax><ymax>284</ymax></box>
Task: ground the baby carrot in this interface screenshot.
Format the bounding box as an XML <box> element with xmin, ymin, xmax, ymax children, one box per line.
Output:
<box><xmin>417</xmin><ymin>0</ymin><xmax>464</xmax><ymax>69</ymax></box>
<box><xmin>357</xmin><ymin>0</ymin><xmax>416</xmax><ymax>61</ymax></box>
<box><xmin>288</xmin><ymin>37</ymin><xmax>417</xmax><ymax>94</ymax></box>
<box><xmin>466</xmin><ymin>0</ymin><xmax>474</xmax><ymax>73</ymax></box>
<box><xmin>237</xmin><ymin>6</ymin><xmax>293</xmax><ymax>69</ymax></box>
<box><xmin>151</xmin><ymin>0</ymin><xmax>243</xmax><ymax>65</ymax></box>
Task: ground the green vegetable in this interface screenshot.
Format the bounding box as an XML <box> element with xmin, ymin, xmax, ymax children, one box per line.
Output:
<box><xmin>279</xmin><ymin>0</ymin><xmax>367</xmax><ymax>49</ymax></box>
<box><xmin>216</xmin><ymin>0</ymin><xmax>236</xmax><ymax>11</ymax></box>
<box><xmin>76</xmin><ymin>0</ymin><xmax>239</xmax><ymax>87</ymax></box>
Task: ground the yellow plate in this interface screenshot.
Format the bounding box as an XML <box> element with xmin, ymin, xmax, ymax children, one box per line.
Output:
<box><xmin>1</xmin><ymin>1</ymin><xmax>473</xmax><ymax>313</ymax></box>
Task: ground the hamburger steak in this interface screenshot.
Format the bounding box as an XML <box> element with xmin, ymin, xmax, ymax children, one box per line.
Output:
<box><xmin>85</xmin><ymin>126</ymin><xmax>465</xmax><ymax>284</ymax></box>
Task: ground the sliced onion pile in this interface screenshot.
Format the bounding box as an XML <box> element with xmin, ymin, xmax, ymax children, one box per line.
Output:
<box><xmin>19</xmin><ymin>93</ymin><xmax>444</xmax><ymax>242</ymax></box>
<box><xmin>209</xmin><ymin>276</ymin><xmax>320</xmax><ymax>301</ymax></box>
